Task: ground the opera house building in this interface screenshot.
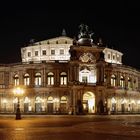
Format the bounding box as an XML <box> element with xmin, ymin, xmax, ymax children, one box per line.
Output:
<box><xmin>0</xmin><ymin>25</ymin><xmax>140</xmax><ymax>115</ymax></box>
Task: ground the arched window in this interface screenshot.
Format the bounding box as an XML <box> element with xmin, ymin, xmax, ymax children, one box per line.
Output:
<box><xmin>35</xmin><ymin>73</ymin><xmax>41</xmax><ymax>86</ymax></box>
<box><xmin>35</xmin><ymin>96</ymin><xmax>42</xmax><ymax>112</ymax></box>
<box><xmin>120</xmin><ymin>76</ymin><xmax>124</xmax><ymax>88</ymax></box>
<box><xmin>60</xmin><ymin>72</ymin><xmax>67</xmax><ymax>85</ymax></box>
<box><xmin>47</xmin><ymin>72</ymin><xmax>54</xmax><ymax>85</ymax></box>
<box><xmin>48</xmin><ymin>96</ymin><xmax>53</xmax><ymax>103</ymax></box>
<box><xmin>60</xmin><ymin>96</ymin><xmax>67</xmax><ymax>103</ymax></box>
<box><xmin>111</xmin><ymin>74</ymin><xmax>116</xmax><ymax>86</ymax></box>
<box><xmin>24</xmin><ymin>73</ymin><xmax>30</xmax><ymax>86</ymax></box>
<box><xmin>24</xmin><ymin>97</ymin><xmax>30</xmax><ymax>103</ymax></box>
<box><xmin>14</xmin><ymin>74</ymin><xmax>19</xmax><ymax>86</ymax></box>
<box><xmin>24</xmin><ymin>97</ymin><xmax>30</xmax><ymax>112</ymax></box>
<box><xmin>128</xmin><ymin>77</ymin><xmax>131</xmax><ymax>89</ymax></box>
<box><xmin>35</xmin><ymin>96</ymin><xmax>42</xmax><ymax>103</ymax></box>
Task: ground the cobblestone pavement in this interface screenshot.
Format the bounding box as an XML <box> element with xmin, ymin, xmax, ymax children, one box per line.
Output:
<box><xmin>0</xmin><ymin>115</ymin><xmax>140</xmax><ymax>140</ymax></box>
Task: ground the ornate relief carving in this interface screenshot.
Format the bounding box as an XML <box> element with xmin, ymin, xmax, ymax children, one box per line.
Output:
<box><xmin>79</xmin><ymin>53</ymin><xmax>96</xmax><ymax>63</ymax></box>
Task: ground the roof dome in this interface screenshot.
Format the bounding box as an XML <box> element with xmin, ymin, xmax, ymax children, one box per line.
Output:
<box><xmin>77</xmin><ymin>38</ymin><xmax>93</xmax><ymax>46</ymax></box>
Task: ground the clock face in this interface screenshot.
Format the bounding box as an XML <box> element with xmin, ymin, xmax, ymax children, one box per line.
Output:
<box><xmin>80</xmin><ymin>53</ymin><xmax>95</xmax><ymax>63</ymax></box>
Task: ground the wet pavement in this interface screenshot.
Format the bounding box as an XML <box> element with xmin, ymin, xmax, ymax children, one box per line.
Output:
<box><xmin>0</xmin><ymin>115</ymin><xmax>140</xmax><ymax>140</ymax></box>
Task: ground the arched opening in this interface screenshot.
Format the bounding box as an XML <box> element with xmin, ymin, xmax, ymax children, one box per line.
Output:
<box><xmin>83</xmin><ymin>92</ymin><xmax>95</xmax><ymax>113</ymax></box>
<box><xmin>47</xmin><ymin>96</ymin><xmax>54</xmax><ymax>114</ymax></box>
<box><xmin>24</xmin><ymin>97</ymin><xmax>31</xmax><ymax>112</ymax></box>
<box><xmin>35</xmin><ymin>96</ymin><xmax>42</xmax><ymax>112</ymax></box>
<box><xmin>13</xmin><ymin>97</ymin><xmax>18</xmax><ymax>112</ymax></box>
<box><xmin>60</xmin><ymin>96</ymin><xmax>67</xmax><ymax>114</ymax></box>
<box><xmin>111</xmin><ymin>97</ymin><xmax>117</xmax><ymax>113</ymax></box>
<box><xmin>121</xmin><ymin>98</ymin><xmax>127</xmax><ymax>113</ymax></box>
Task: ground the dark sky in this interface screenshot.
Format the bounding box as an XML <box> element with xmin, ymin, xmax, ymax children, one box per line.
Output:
<box><xmin>0</xmin><ymin>1</ymin><xmax>140</xmax><ymax>69</ymax></box>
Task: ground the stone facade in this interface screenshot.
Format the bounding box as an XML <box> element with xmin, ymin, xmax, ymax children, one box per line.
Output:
<box><xmin>0</xmin><ymin>25</ymin><xmax>140</xmax><ymax>115</ymax></box>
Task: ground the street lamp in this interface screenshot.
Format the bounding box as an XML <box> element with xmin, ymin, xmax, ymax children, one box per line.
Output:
<box><xmin>13</xmin><ymin>87</ymin><xmax>24</xmax><ymax>120</ymax></box>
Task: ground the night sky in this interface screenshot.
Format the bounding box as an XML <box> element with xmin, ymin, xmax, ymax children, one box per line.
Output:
<box><xmin>0</xmin><ymin>1</ymin><xmax>140</xmax><ymax>69</ymax></box>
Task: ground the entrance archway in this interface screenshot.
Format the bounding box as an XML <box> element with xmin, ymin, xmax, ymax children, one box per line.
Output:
<box><xmin>83</xmin><ymin>92</ymin><xmax>95</xmax><ymax>113</ymax></box>
<box><xmin>47</xmin><ymin>96</ymin><xmax>54</xmax><ymax>114</ymax></box>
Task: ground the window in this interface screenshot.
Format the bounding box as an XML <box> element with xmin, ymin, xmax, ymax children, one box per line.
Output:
<box><xmin>35</xmin><ymin>73</ymin><xmax>41</xmax><ymax>86</ymax></box>
<box><xmin>113</xmin><ymin>55</ymin><xmax>115</xmax><ymax>60</ymax></box>
<box><xmin>117</xmin><ymin>55</ymin><xmax>120</xmax><ymax>61</ymax></box>
<box><xmin>24</xmin><ymin>73</ymin><xmax>30</xmax><ymax>86</ymax></box>
<box><xmin>27</xmin><ymin>52</ymin><xmax>31</xmax><ymax>57</ymax></box>
<box><xmin>51</xmin><ymin>50</ymin><xmax>55</xmax><ymax>55</ymax></box>
<box><xmin>42</xmin><ymin>50</ymin><xmax>46</xmax><ymax>55</ymax></box>
<box><xmin>35</xmin><ymin>51</ymin><xmax>38</xmax><ymax>56</ymax></box>
<box><xmin>111</xmin><ymin>74</ymin><xmax>116</xmax><ymax>86</ymax></box>
<box><xmin>47</xmin><ymin>72</ymin><xmax>54</xmax><ymax>85</ymax></box>
<box><xmin>128</xmin><ymin>77</ymin><xmax>131</xmax><ymax>89</ymax></box>
<box><xmin>82</xmin><ymin>76</ymin><xmax>87</xmax><ymax>83</ymax></box>
<box><xmin>60</xmin><ymin>49</ymin><xmax>64</xmax><ymax>55</ymax></box>
<box><xmin>120</xmin><ymin>76</ymin><xmax>124</xmax><ymax>88</ymax></box>
<box><xmin>60</xmin><ymin>72</ymin><xmax>67</xmax><ymax>85</ymax></box>
<box><xmin>14</xmin><ymin>74</ymin><xmax>19</xmax><ymax>86</ymax></box>
<box><xmin>108</xmin><ymin>53</ymin><xmax>111</xmax><ymax>59</ymax></box>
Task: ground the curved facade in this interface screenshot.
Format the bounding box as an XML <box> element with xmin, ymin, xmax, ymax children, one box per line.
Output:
<box><xmin>0</xmin><ymin>26</ymin><xmax>140</xmax><ymax>115</ymax></box>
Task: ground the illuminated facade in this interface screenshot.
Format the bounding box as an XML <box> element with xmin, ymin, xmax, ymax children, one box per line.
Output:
<box><xmin>0</xmin><ymin>25</ymin><xmax>140</xmax><ymax>115</ymax></box>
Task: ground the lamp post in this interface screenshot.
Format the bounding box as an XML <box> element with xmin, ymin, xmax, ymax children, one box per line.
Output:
<box><xmin>13</xmin><ymin>87</ymin><xmax>24</xmax><ymax>120</ymax></box>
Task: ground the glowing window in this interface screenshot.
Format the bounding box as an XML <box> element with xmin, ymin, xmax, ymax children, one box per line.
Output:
<box><xmin>24</xmin><ymin>97</ymin><xmax>30</xmax><ymax>103</ymax></box>
<box><xmin>60</xmin><ymin>72</ymin><xmax>67</xmax><ymax>85</ymax></box>
<box><xmin>60</xmin><ymin>96</ymin><xmax>67</xmax><ymax>103</ymax></box>
<box><xmin>120</xmin><ymin>76</ymin><xmax>124</xmax><ymax>88</ymax></box>
<box><xmin>61</xmin><ymin>96</ymin><xmax>67</xmax><ymax>101</ymax></box>
<box><xmin>35</xmin><ymin>73</ymin><xmax>41</xmax><ymax>86</ymax></box>
<box><xmin>35</xmin><ymin>96</ymin><xmax>42</xmax><ymax>103</ymax></box>
<box><xmin>82</xmin><ymin>76</ymin><xmax>87</xmax><ymax>83</ymax></box>
<box><xmin>111</xmin><ymin>74</ymin><xmax>116</xmax><ymax>86</ymax></box>
<box><xmin>47</xmin><ymin>72</ymin><xmax>54</xmax><ymax>85</ymax></box>
<box><xmin>24</xmin><ymin>73</ymin><xmax>30</xmax><ymax>86</ymax></box>
<box><xmin>14</xmin><ymin>74</ymin><xmax>19</xmax><ymax>86</ymax></box>
<box><xmin>48</xmin><ymin>96</ymin><xmax>53</xmax><ymax>101</ymax></box>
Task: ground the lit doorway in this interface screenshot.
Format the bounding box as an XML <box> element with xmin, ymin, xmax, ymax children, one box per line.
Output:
<box><xmin>83</xmin><ymin>92</ymin><xmax>95</xmax><ymax>113</ymax></box>
<box><xmin>47</xmin><ymin>96</ymin><xmax>54</xmax><ymax>114</ymax></box>
<box><xmin>35</xmin><ymin>96</ymin><xmax>42</xmax><ymax>112</ymax></box>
